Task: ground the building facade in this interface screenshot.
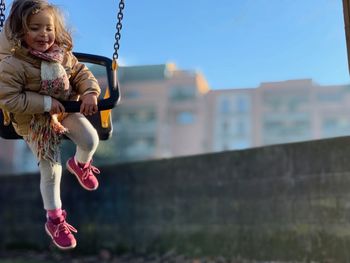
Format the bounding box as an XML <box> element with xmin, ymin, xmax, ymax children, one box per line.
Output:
<box><xmin>1</xmin><ymin>63</ymin><xmax>350</xmax><ymax>174</ymax></box>
<box><xmin>111</xmin><ymin>63</ymin><xmax>209</xmax><ymax>163</ymax></box>
<box><xmin>207</xmin><ymin>79</ymin><xmax>350</xmax><ymax>151</ymax></box>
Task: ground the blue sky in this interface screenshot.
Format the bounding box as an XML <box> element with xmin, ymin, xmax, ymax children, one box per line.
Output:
<box><xmin>5</xmin><ymin>0</ymin><xmax>350</xmax><ymax>89</ymax></box>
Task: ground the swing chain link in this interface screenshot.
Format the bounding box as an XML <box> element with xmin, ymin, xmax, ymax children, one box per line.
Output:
<box><xmin>113</xmin><ymin>0</ymin><xmax>125</xmax><ymax>61</ymax></box>
<box><xmin>0</xmin><ymin>0</ymin><xmax>5</xmax><ymax>32</ymax></box>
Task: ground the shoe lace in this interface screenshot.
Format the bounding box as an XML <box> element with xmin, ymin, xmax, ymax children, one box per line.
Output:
<box><xmin>54</xmin><ymin>221</ymin><xmax>78</xmax><ymax>237</ymax></box>
<box><xmin>82</xmin><ymin>162</ymin><xmax>100</xmax><ymax>180</ymax></box>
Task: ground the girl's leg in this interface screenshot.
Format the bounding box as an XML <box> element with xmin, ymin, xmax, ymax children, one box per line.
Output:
<box><xmin>62</xmin><ymin>113</ymin><xmax>100</xmax><ymax>191</ymax></box>
<box><xmin>23</xmin><ymin>136</ymin><xmax>62</xmax><ymax>210</ymax></box>
<box><xmin>39</xmin><ymin>159</ymin><xmax>62</xmax><ymax>210</ymax></box>
<box><xmin>62</xmin><ymin>113</ymin><xmax>99</xmax><ymax>163</ymax></box>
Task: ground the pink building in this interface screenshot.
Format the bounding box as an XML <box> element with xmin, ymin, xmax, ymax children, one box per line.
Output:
<box><xmin>112</xmin><ymin>63</ymin><xmax>209</xmax><ymax>163</ymax></box>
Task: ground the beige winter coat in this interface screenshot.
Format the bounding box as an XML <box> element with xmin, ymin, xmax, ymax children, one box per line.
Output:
<box><xmin>0</xmin><ymin>32</ymin><xmax>101</xmax><ymax>136</ymax></box>
<box><xmin>0</xmin><ymin>30</ymin><xmax>11</xmax><ymax>60</ymax></box>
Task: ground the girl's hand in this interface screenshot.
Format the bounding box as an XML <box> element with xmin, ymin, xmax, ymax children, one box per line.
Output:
<box><xmin>50</xmin><ymin>98</ymin><xmax>65</xmax><ymax>115</ymax></box>
<box><xmin>80</xmin><ymin>93</ymin><xmax>98</xmax><ymax>116</ymax></box>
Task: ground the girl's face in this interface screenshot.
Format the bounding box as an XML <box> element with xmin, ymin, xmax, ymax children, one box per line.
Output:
<box><xmin>24</xmin><ymin>9</ymin><xmax>55</xmax><ymax>52</ymax></box>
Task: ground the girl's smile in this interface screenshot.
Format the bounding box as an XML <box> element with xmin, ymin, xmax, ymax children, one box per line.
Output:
<box><xmin>24</xmin><ymin>10</ymin><xmax>55</xmax><ymax>52</ymax></box>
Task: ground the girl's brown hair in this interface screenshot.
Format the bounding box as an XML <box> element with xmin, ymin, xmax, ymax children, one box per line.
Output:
<box><xmin>5</xmin><ymin>0</ymin><xmax>73</xmax><ymax>50</ymax></box>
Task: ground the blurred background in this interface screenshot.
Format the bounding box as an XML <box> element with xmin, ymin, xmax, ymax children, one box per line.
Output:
<box><xmin>2</xmin><ymin>1</ymin><xmax>350</xmax><ymax>262</ymax></box>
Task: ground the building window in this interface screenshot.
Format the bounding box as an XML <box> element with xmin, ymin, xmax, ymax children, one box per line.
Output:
<box><xmin>220</xmin><ymin>99</ymin><xmax>230</xmax><ymax>114</ymax></box>
<box><xmin>317</xmin><ymin>93</ymin><xmax>342</xmax><ymax>103</ymax></box>
<box><xmin>222</xmin><ymin>121</ymin><xmax>229</xmax><ymax>132</ymax></box>
<box><xmin>232</xmin><ymin>140</ymin><xmax>250</xmax><ymax>150</ymax></box>
<box><xmin>322</xmin><ymin>117</ymin><xmax>350</xmax><ymax>137</ymax></box>
<box><xmin>236</xmin><ymin>96</ymin><xmax>250</xmax><ymax>113</ymax></box>
<box><xmin>236</xmin><ymin>120</ymin><xmax>246</xmax><ymax>136</ymax></box>
<box><xmin>124</xmin><ymin>90</ymin><xmax>141</xmax><ymax>99</ymax></box>
<box><xmin>176</xmin><ymin>111</ymin><xmax>195</xmax><ymax>125</ymax></box>
<box><xmin>125</xmin><ymin>137</ymin><xmax>156</xmax><ymax>158</ymax></box>
<box><xmin>118</xmin><ymin>109</ymin><xmax>156</xmax><ymax>124</ymax></box>
<box><xmin>169</xmin><ymin>86</ymin><xmax>195</xmax><ymax>101</ymax></box>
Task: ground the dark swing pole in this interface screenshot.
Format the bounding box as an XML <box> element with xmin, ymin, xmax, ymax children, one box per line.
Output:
<box><xmin>343</xmin><ymin>0</ymin><xmax>350</xmax><ymax>74</ymax></box>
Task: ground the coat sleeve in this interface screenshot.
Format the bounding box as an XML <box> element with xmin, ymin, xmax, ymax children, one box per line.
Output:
<box><xmin>0</xmin><ymin>59</ymin><xmax>45</xmax><ymax>114</ymax></box>
<box><xmin>68</xmin><ymin>52</ymin><xmax>101</xmax><ymax>97</ymax></box>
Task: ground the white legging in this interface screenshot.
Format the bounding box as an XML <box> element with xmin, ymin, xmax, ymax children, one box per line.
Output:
<box><xmin>24</xmin><ymin>113</ymin><xmax>99</xmax><ymax>210</ymax></box>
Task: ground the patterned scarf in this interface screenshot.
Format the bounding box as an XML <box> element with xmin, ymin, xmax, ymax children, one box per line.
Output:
<box><xmin>28</xmin><ymin>44</ymin><xmax>71</xmax><ymax>163</ymax></box>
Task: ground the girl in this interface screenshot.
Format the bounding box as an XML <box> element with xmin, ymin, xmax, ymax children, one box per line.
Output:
<box><xmin>0</xmin><ymin>0</ymin><xmax>102</xmax><ymax>250</ymax></box>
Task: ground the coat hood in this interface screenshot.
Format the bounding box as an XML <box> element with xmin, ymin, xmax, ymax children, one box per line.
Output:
<box><xmin>0</xmin><ymin>28</ymin><xmax>13</xmax><ymax>60</ymax></box>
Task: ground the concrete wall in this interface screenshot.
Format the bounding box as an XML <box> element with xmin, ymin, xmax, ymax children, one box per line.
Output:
<box><xmin>2</xmin><ymin>136</ymin><xmax>350</xmax><ymax>261</ymax></box>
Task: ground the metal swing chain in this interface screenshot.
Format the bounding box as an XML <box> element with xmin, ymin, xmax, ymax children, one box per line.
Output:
<box><xmin>112</xmin><ymin>0</ymin><xmax>125</xmax><ymax>71</ymax></box>
<box><xmin>0</xmin><ymin>0</ymin><xmax>5</xmax><ymax>33</ymax></box>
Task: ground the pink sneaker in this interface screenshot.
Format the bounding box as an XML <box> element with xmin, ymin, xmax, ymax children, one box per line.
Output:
<box><xmin>66</xmin><ymin>157</ymin><xmax>100</xmax><ymax>191</ymax></box>
<box><xmin>45</xmin><ymin>210</ymin><xmax>77</xmax><ymax>250</ymax></box>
